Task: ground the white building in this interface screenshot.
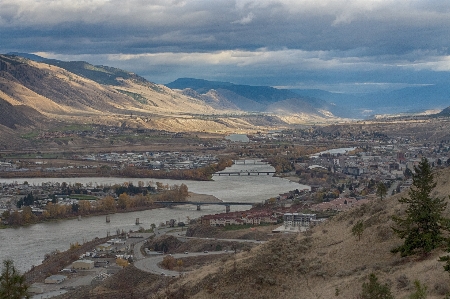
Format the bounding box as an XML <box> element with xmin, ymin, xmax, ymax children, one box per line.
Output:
<box><xmin>283</xmin><ymin>213</ymin><xmax>316</xmax><ymax>227</ymax></box>
<box><xmin>72</xmin><ymin>259</ymin><xmax>94</xmax><ymax>270</ymax></box>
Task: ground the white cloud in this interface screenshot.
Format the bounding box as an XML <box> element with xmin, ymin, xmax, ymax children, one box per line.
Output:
<box><xmin>4</xmin><ymin>0</ymin><xmax>450</xmax><ymax>89</ymax></box>
<box><xmin>232</xmin><ymin>12</ymin><xmax>255</xmax><ymax>25</ymax></box>
<box><xmin>36</xmin><ymin>47</ymin><xmax>450</xmax><ymax>74</ymax></box>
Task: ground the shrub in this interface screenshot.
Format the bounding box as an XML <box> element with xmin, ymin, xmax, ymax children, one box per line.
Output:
<box><xmin>360</xmin><ymin>273</ymin><xmax>394</xmax><ymax>299</ymax></box>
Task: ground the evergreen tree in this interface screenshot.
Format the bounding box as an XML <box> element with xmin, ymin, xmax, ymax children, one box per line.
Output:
<box><xmin>360</xmin><ymin>273</ymin><xmax>394</xmax><ymax>299</ymax></box>
<box><xmin>0</xmin><ymin>260</ymin><xmax>29</xmax><ymax>299</ymax></box>
<box><xmin>391</xmin><ymin>158</ymin><xmax>448</xmax><ymax>257</ymax></box>
<box><xmin>376</xmin><ymin>182</ymin><xmax>388</xmax><ymax>200</ymax></box>
<box><xmin>352</xmin><ymin>220</ymin><xmax>364</xmax><ymax>241</ymax></box>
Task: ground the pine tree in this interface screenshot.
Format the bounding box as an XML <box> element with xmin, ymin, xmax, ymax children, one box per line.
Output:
<box><xmin>352</xmin><ymin>220</ymin><xmax>364</xmax><ymax>241</ymax></box>
<box><xmin>376</xmin><ymin>182</ymin><xmax>387</xmax><ymax>200</ymax></box>
<box><xmin>360</xmin><ymin>273</ymin><xmax>394</xmax><ymax>299</ymax></box>
<box><xmin>0</xmin><ymin>259</ymin><xmax>29</xmax><ymax>299</ymax></box>
<box><xmin>391</xmin><ymin>158</ymin><xmax>448</xmax><ymax>257</ymax></box>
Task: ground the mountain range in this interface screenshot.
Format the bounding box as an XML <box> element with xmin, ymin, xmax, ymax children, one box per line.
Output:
<box><xmin>166</xmin><ymin>78</ymin><xmax>343</xmax><ymax>118</ymax></box>
<box><xmin>291</xmin><ymin>85</ymin><xmax>450</xmax><ymax>118</ymax></box>
<box><xmin>0</xmin><ymin>53</ymin><xmax>448</xmax><ymax>137</ymax></box>
<box><xmin>0</xmin><ymin>53</ymin><xmax>344</xmax><ymax>136</ymax></box>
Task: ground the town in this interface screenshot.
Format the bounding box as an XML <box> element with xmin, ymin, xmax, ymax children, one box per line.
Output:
<box><xmin>2</xmin><ymin>117</ymin><xmax>450</xmax><ymax>229</ymax></box>
<box><xmin>2</xmin><ymin>117</ymin><xmax>450</xmax><ymax>298</ymax></box>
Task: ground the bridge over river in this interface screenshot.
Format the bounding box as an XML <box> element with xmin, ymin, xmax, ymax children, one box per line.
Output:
<box><xmin>213</xmin><ymin>171</ymin><xmax>275</xmax><ymax>176</ymax></box>
<box><xmin>233</xmin><ymin>160</ymin><xmax>269</xmax><ymax>165</ymax></box>
<box><xmin>156</xmin><ymin>201</ymin><xmax>258</xmax><ymax>213</ymax></box>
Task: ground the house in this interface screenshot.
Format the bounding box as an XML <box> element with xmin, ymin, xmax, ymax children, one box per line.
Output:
<box><xmin>44</xmin><ymin>275</ymin><xmax>66</xmax><ymax>284</ymax></box>
<box><xmin>72</xmin><ymin>259</ymin><xmax>95</xmax><ymax>270</ymax></box>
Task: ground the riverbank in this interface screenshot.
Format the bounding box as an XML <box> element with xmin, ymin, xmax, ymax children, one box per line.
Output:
<box><xmin>24</xmin><ymin>236</ymin><xmax>111</xmax><ymax>284</ymax></box>
<box><xmin>0</xmin><ymin>158</ymin><xmax>234</xmax><ymax>181</ymax></box>
<box><xmin>1</xmin><ymin>192</ymin><xmax>222</xmax><ymax>229</ymax></box>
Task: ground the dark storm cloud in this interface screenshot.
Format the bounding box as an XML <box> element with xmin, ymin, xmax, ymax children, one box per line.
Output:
<box><xmin>2</xmin><ymin>0</ymin><xmax>450</xmax><ymax>90</ymax></box>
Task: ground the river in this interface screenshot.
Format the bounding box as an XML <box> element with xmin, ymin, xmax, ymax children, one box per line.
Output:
<box><xmin>0</xmin><ymin>160</ymin><xmax>308</xmax><ymax>272</ymax></box>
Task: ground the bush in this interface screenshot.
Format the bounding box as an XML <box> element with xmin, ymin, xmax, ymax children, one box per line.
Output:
<box><xmin>409</xmin><ymin>280</ymin><xmax>427</xmax><ymax>299</ymax></box>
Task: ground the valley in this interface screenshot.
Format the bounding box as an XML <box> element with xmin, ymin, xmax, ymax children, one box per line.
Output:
<box><xmin>1</xmin><ymin>53</ymin><xmax>450</xmax><ymax>299</ymax></box>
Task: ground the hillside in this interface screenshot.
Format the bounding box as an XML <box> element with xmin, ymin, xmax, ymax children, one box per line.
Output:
<box><xmin>438</xmin><ymin>106</ymin><xmax>450</xmax><ymax>117</ymax></box>
<box><xmin>292</xmin><ymin>85</ymin><xmax>450</xmax><ymax>119</ymax></box>
<box><xmin>51</xmin><ymin>167</ymin><xmax>450</xmax><ymax>299</ymax></box>
<box><xmin>166</xmin><ymin>78</ymin><xmax>340</xmax><ymax>119</ymax></box>
<box><xmin>0</xmin><ymin>98</ymin><xmax>35</xmax><ymax>129</ymax></box>
<box><xmin>146</xmin><ymin>166</ymin><xmax>450</xmax><ymax>299</ymax></box>
<box><xmin>0</xmin><ymin>55</ymin><xmax>340</xmax><ymax>140</ymax></box>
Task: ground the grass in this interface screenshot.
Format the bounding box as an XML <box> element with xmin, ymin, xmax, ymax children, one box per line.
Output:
<box><xmin>222</xmin><ymin>223</ymin><xmax>272</xmax><ymax>231</ymax></box>
<box><xmin>21</xmin><ymin>131</ymin><xmax>40</xmax><ymax>139</ymax></box>
<box><xmin>116</xmin><ymin>89</ymin><xmax>148</xmax><ymax>104</ymax></box>
<box><xmin>51</xmin><ymin>124</ymin><xmax>94</xmax><ymax>132</ymax></box>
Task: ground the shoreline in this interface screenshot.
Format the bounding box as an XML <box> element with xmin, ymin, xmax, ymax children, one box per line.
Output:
<box><xmin>0</xmin><ymin>192</ymin><xmax>222</xmax><ymax>229</ymax></box>
<box><xmin>0</xmin><ymin>172</ymin><xmax>213</xmax><ymax>181</ymax></box>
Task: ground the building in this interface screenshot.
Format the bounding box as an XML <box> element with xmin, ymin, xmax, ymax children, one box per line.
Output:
<box><xmin>283</xmin><ymin>213</ymin><xmax>316</xmax><ymax>227</ymax></box>
<box><xmin>72</xmin><ymin>259</ymin><xmax>95</xmax><ymax>270</ymax></box>
<box><xmin>96</xmin><ymin>243</ymin><xmax>113</xmax><ymax>252</ymax></box>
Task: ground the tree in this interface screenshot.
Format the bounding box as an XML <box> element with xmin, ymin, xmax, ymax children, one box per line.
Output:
<box><xmin>392</xmin><ymin>158</ymin><xmax>448</xmax><ymax>257</ymax></box>
<box><xmin>360</xmin><ymin>273</ymin><xmax>394</xmax><ymax>299</ymax></box>
<box><xmin>352</xmin><ymin>220</ymin><xmax>365</xmax><ymax>241</ymax></box>
<box><xmin>178</xmin><ymin>183</ymin><xmax>189</xmax><ymax>201</ymax></box>
<box><xmin>409</xmin><ymin>280</ymin><xmax>427</xmax><ymax>299</ymax></box>
<box><xmin>161</xmin><ymin>255</ymin><xmax>176</xmax><ymax>270</ymax></box>
<box><xmin>0</xmin><ymin>259</ymin><xmax>29</xmax><ymax>299</ymax></box>
<box><xmin>376</xmin><ymin>182</ymin><xmax>387</xmax><ymax>200</ymax></box>
<box><xmin>117</xmin><ymin>193</ymin><xmax>131</xmax><ymax>210</ymax></box>
<box><xmin>404</xmin><ymin>167</ymin><xmax>413</xmax><ymax>178</ymax></box>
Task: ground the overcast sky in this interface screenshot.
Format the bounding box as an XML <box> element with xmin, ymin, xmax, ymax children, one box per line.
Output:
<box><xmin>2</xmin><ymin>0</ymin><xmax>450</xmax><ymax>92</ymax></box>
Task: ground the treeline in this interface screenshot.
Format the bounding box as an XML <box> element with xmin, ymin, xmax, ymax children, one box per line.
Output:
<box><xmin>1</xmin><ymin>183</ymin><xmax>189</xmax><ymax>226</ymax></box>
<box><xmin>259</xmin><ymin>146</ymin><xmax>329</xmax><ymax>174</ymax></box>
<box><xmin>116</xmin><ymin>158</ymin><xmax>233</xmax><ymax>180</ymax></box>
<box><xmin>0</xmin><ymin>158</ymin><xmax>234</xmax><ymax>181</ymax></box>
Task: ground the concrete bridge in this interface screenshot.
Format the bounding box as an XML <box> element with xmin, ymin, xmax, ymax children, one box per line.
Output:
<box><xmin>213</xmin><ymin>171</ymin><xmax>275</xmax><ymax>176</ymax></box>
<box><xmin>156</xmin><ymin>201</ymin><xmax>257</xmax><ymax>213</ymax></box>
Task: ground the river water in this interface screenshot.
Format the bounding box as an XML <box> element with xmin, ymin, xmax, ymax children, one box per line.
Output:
<box><xmin>0</xmin><ymin>160</ymin><xmax>308</xmax><ymax>273</ymax></box>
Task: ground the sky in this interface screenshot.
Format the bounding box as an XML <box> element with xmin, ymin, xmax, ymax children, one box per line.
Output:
<box><xmin>2</xmin><ymin>0</ymin><xmax>450</xmax><ymax>93</ymax></box>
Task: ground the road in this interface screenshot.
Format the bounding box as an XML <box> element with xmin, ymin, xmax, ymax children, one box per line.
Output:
<box><xmin>132</xmin><ymin>227</ymin><xmax>264</xmax><ymax>276</ymax></box>
<box><xmin>134</xmin><ymin>251</ymin><xmax>230</xmax><ymax>277</ymax></box>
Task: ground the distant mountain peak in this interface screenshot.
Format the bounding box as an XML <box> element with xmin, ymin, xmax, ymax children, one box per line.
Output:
<box><xmin>167</xmin><ymin>77</ymin><xmax>340</xmax><ymax>118</ymax></box>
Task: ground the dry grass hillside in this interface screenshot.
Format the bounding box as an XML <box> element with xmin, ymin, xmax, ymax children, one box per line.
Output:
<box><xmin>0</xmin><ymin>54</ymin><xmax>339</xmax><ymax>136</ymax></box>
<box><xmin>0</xmin><ymin>55</ymin><xmax>239</xmax><ymax>131</ymax></box>
<box><xmin>153</xmin><ymin>166</ymin><xmax>450</xmax><ymax>299</ymax></box>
